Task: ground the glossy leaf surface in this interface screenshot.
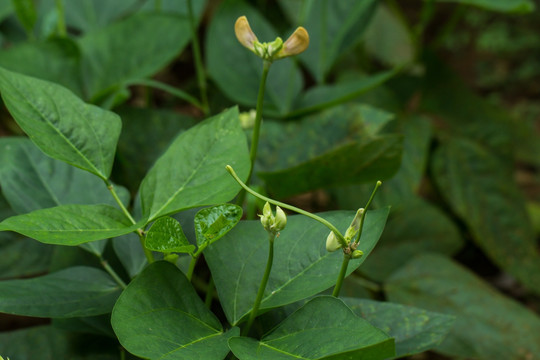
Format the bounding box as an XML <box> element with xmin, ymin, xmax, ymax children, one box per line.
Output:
<box><xmin>145</xmin><ymin>216</ymin><xmax>195</xmax><ymax>254</ymax></box>
<box><xmin>194</xmin><ymin>204</ymin><xmax>243</xmax><ymax>247</ymax></box>
<box><xmin>112</xmin><ymin>261</ymin><xmax>239</xmax><ymax>360</ymax></box>
<box><xmin>0</xmin><ymin>67</ymin><xmax>121</xmax><ymax>180</ymax></box>
<box><xmin>140</xmin><ymin>107</ymin><xmax>250</xmax><ymax>222</ymax></box>
<box><xmin>0</xmin><ymin>266</ymin><xmax>121</xmax><ymax>317</ymax></box>
<box><xmin>229</xmin><ymin>296</ymin><xmax>395</xmax><ymax>359</ymax></box>
<box><xmin>205</xmin><ymin>209</ymin><xmax>389</xmax><ymax>325</ymax></box>
<box><xmin>0</xmin><ymin>204</ymin><xmax>140</xmax><ymax>245</ymax></box>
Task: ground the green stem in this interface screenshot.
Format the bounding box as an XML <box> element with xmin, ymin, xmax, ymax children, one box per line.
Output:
<box><xmin>125</xmin><ymin>79</ymin><xmax>202</xmax><ymax>110</ymax></box>
<box><xmin>99</xmin><ymin>256</ymin><xmax>127</xmax><ymax>289</ymax></box>
<box><xmin>242</xmin><ymin>233</ymin><xmax>275</xmax><ymax>336</ymax></box>
<box><xmin>227</xmin><ymin>165</ymin><xmax>347</xmax><ymax>247</ymax></box>
<box><xmin>353</xmin><ymin>181</ymin><xmax>381</xmax><ymax>245</ymax></box>
<box><xmin>186</xmin><ymin>254</ymin><xmax>198</xmax><ymax>281</ymax></box>
<box><xmin>105</xmin><ymin>180</ymin><xmax>154</xmax><ymax>264</ymax></box>
<box><xmin>205</xmin><ymin>276</ymin><xmax>215</xmax><ymax>308</ymax></box>
<box><xmin>332</xmin><ymin>255</ymin><xmax>350</xmax><ymax>297</ymax></box>
<box><xmin>55</xmin><ymin>0</ymin><xmax>66</xmax><ymax>37</ymax></box>
<box><xmin>187</xmin><ymin>0</ymin><xmax>209</xmax><ymax>115</ymax></box>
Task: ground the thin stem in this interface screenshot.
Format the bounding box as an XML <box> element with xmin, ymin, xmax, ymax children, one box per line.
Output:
<box><xmin>105</xmin><ymin>180</ymin><xmax>154</xmax><ymax>264</ymax></box>
<box><xmin>205</xmin><ymin>276</ymin><xmax>215</xmax><ymax>308</ymax></box>
<box><xmin>227</xmin><ymin>165</ymin><xmax>347</xmax><ymax>247</ymax></box>
<box><xmin>187</xmin><ymin>0</ymin><xmax>209</xmax><ymax>115</ymax></box>
<box><xmin>353</xmin><ymin>181</ymin><xmax>382</xmax><ymax>245</ymax></box>
<box><xmin>99</xmin><ymin>256</ymin><xmax>127</xmax><ymax>289</ymax></box>
<box><xmin>186</xmin><ymin>254</ymin><xmax>198</xmax><ymax>281</ymax></box>
<box><xmin>55</xmin><ymin>0</ymin><xmax>66</xmax><ymax>37</ymax></box>
<box><xmin>242</xmin><ymin>233</ymin><xmax>275</xmax><ymax>336</ymax></box>
<box><xmin>125</xmin><ymin>78</ymin><xmax>202</xmax><ymax>110</ymax></box>
<box><xmin>332</xmin><ymin>255</ymin><xmax>350</xmax><ymax>297</ymax></box>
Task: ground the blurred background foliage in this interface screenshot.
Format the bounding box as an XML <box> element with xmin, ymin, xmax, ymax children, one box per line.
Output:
<box><xmin>0</xmin><ymin>0</ymin><xmax>539</xmax><ymax>359</ymax></box>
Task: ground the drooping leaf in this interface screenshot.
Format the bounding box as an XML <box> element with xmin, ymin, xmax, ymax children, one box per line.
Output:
<box><xmin>0</xmin><ymin>138</ymin><xmax>129</xmax><ymax>214</ymax></box>
<box><xmin>145</xmin><ymin>216</ymin><xmax>195</xmax><ymax>254</ymax></box>
<box><xmin>113</xmin><ymin>232</ymin><xmax>147</xmax><ymax>278</ymax></box>
<box><xmin>0</xmin><ymin>204</ymin><xmax>140</xmax><ymax>245</ymax></box>
<box><xmin>194</xmin><ymin>203</ymin><xmax>243</xmax><ymax>247</ymax></box>
<box><xmin>343</xmin><ymin>298</ymin><xmax>455</xmax><ymax>358</ymax></box>
<box><xmin>205</xmin><ymin>208</ymin><xmax>389</xmax><ymax>325</ymax></box>
<box><xmin>432</xmin><ymin>138</ymin><xmax>540</xmax><ymax>295</ymax></box>
<box><xmin>0</xmin><ymin>266</ymin><xmax>121</xmax><ymax>318</ymax></box>
<box><xmin>0</xmin><ymin>67</ymin><xmax>121</xmax><ymax>180</ymax></box>
<box><xmin>257</xmin><ymin>104</ymin><xmax>402</xmax><ymax>198</ymax></box>
<box><xmin>111</xmin><ymin>261</ymin><xmax>239</xmax><ymax>360</ymax></box>
<box><xmin>386</xmin><ymin>254</ymin><xmax>540</xmax><ymax>359</ymax></box>
<box><xmin>206</xmin><ymin>0</ymin><xmax>303</xmax><ymax>117</ymax></box>
<box><xmin>228</xmin><ymin>296</ymin><xmax>395</xmax><ymax>360</ymax></box>
<box><xmin>140</xmin><ymin>107</ymin><xmax>250</xmax><ymax>222</ymax></box>
<box><xmin>435</xmin><ymin>0</ymin><xmax>534</xmax><ymax>13</ymax></box>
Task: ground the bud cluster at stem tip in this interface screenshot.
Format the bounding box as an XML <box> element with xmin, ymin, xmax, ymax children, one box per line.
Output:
<box><xmin>260</xmin><ymin>202</ymin><xmax>287</xmax><ymax>235</ymax></box>
<box><xmin>235</xmin><ymin>16</ymin><xmax>309</xmax><ymax>62</ymax></box>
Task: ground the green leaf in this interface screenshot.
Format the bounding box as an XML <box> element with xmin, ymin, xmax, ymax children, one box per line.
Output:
<box><xmin>0</xmin><ymin>204</ymin><xmax>140</xmax><ymax>245</ymax></box>
<box><xmin>343</xmin><ymin>298</ymin><xmax>454</xmax><ymax>358</ymax></box>
<box><xmin>257</xmin><ymin>105</ymin><xmax>402</xmax><ymax>198</ymax></box>
<box><xmin>194</xmin><ymin>204</ymin><xmax>243</xmax><ymax>247</ymax></box>
<box><xmin>229</xmin><ymin>296</ymin><xmax>395</xmax><ymax>360</ymax></box>
<box><xmin>12</xmin><ymin>0</ymin><xmax>37</xmax><ymax>34</ymax></box>
<box><xmin>0</xmin><ymin>232</ymin><xmax>54</xmax><ymax>280</ymax></box>
<box><xmin>0</xmin><ymin>266</ymin><xmax>121</xmax><ymax>317</ymax></box>
<box><xmin>78</xmin><ymin>13</ymin><xmax>195</xmax><ymax>101</ymax></box>
<box><xmin>206</xmin><ymin>0</ymin><xmax>303</xmax><ymax>116</ymax></box>
<box><xmin>0</xmin><ymin>138</ymin><xmax>129</xmax><ymax>214</ymax></box>
<box><xmin>435</xmin><ymin>0</ymin><xmax>535</xmax><ymax>13</ymax></box>
<box><xmin>145</xmin><ymin>216</ymin><xmax>195</xmax><ymax>254</ymax></box>
<box><xmin>205</xmin><ymin>208</ymin><xmax>389</xmax><ymax>325</ymax></box>
<box><xmin>294</xmin><ymin>0</ymin><xmax>378</xmax><ymax>83</ymax></box>
<box><xmin>0</xmin><ymin>67</ymin><xmax>121</xmax><ymax>180</ymax></box>
<box><xmin>140</xmin><ymin>107</ymin><xmax>250</xmax><ymax>222</ymax></box>
<box><xmin>359</xmin><ymin>197</ymin><xmax>464</xmax><ymax>282</ymax></box>
<box><xmin>111</xmin><ymin>261</ymin><xmax>239</xmax><ymax>360</ymax></box>
<box><xmin>432</xmin><ymin>138</ymin><xmax>540</xmax><ymax>295</ymax></box>
<box><xmin>0</xmin><ymin>38</ymin><xmax>83</xmax><ymax>97</ymax></box>
<box><xmin>113</xmin><ymin>232</ymin><xmax>147</xmax><ymax>278</ymax></box>
<box><xmin>385</xmin><ymin>254</ymin><xmax>540</xmax><ymax>359</ymax></box>
<box><xmin>288</xmin><ymin>70</ymin><xmax>397</xmax><ymax>118</ymax></box>
<box><xmin>0</xmin><ymin>325</ymin><xmax>120</xmax><ymax>360</ymax></box>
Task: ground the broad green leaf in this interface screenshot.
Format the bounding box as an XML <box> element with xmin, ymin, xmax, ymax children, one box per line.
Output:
<box><xmin>257</xmin><ymin>105</ymin><xmax>402</xmax><ymax>198</ymax></box>
<box><xmin>205</xmin><ymin>208</ymin><xmax>389</xmax><ymax>325</ymax></box>
<box><xmin>78</xmin><ymin>13</ymin><xmax>195</xmax><ymax>101</ymax></box>
<box><xmin>113</xmin><ymin>232</ymin><xmax>147</xmax><ymax>278</ymax></box>
<box><xmin>0</xmin><ymin>67</ymin><xmax>121</xmax><ymax>180</ymax></box>
<box><xmin>0</xmin><ymin>266</ymin><xmax>121</xmax><ymax>318</ymax></box>
<box><xmin>0</xmin><ymin>38</ymin><xmax>83</xmax><ymax>96</ymax></box>
<box><xmin>364</xmin><ymin>4</ymin><xmax>415</xmax><ymax>67</ymax></box>
<box><xmin>206</xmin><ymin>0</ymin><xmax>303</xmax><ymax>116</ymax></box>
<box><xmin>0</xmin><ymin>325</ymin><xmax>120</xmax><ymax>360</ymax></box>
<box><xmin>288</xmin><ymin>70</ymin><xmax>397</xmax><ymax>118</ymax></box>
<box><xmin>114</xmin><ymin>106</ymin><xmax>197</xmax><ymax>193</ymax></box>
<box><xmin>359</xmin><ymin>197</ymin><xmax>463</xmax><ymax>282</ymax></box>
<box><xmin>386</xmin><ymin>254</ymin><xmax>540</xmax><ymax>359</ymax></box>
<box><xmin>0</xmin><ymin>204</ymin><xmax>140</xmax><ymax>245</ymax></box>
<box><xmin>52</xmin><ymin>314</ymin><xmax>115</xmax><ymax>338</ymax></box>
<box><xmin>229</xmin><ymin>296</ymin><xmax>395</xmax><ymax>360</ymax></box>
<box><xmin>294</xmin><ymin>0</ymin><xmax>378</xmax><ymax>83</ymax></box>
<box><xmin>140</xmin><ymin>107</ymin><xmax>250</xmax><ymax>222</ymax></box>
<box><xmin>435</xmin><ymin>0</ymin><xmax>535</xmax><ymax>13</ymax></box>
<box><xmin>79</xmin><ymin>239</ymin><xmax>108</xmax><ymax>257</ymax></box>
<box><xmin>0</xmin><ymin>138</ymin><xmax>129</xmax><ymax>214</ymax></box>
<box><xmin>112</xmin><ymin>261</ymin><xmax>239</xmax><ymax>360</ymax></box>
<box><xmin>0</xmin><ymin>232</ymin><xmax>54</xmax><ymax>279</ymax></box>
<box><xmin>343</xmin><ymin>298</ymin><xmax>454</xmax><ymax>358</ymax></box>
<box><xmin>432</xmin><ymin>138</ymin><xmax>540</xmax><ymax>295</ymax></box>
<box><xmin>12</xmin><ymin>0</ymin><xmax>37</xmax><ymax>34</ymax></box>
<box><xmin>145</xmin><ymin>216</ymin><xmax>195</xmax><ymax>254</ymax></box>
<box><xmin>194</xmin><ymin>204</ymin><xmax>243</xmax><ymax>247</ymax></box>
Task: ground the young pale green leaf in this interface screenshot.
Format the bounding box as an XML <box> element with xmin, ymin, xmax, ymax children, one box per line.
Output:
<box><xmin>386</xmin><ymin>254</ymin><xmax>540</xmax><ymax>359</ymax></box>
<box><xmin>0</xmin><ymin>266</ymin><xmax>121</xmax><ymax>318</ymax></box>
<box><xmin>435</xmin><ymin>0</ymin><xmax>534</xmax><ymax>13</ymax></box>
<box><xmin>112</xmin><ymin>261</ymin><xmax>239</xmax><ymax>360</ymax></box>
<box><xmin>205</xmin><ymin>209</ymin><xmax>389</xmax><ymax>325</ymax></box>
<box><xmin>432</xmin><ymin>138</ymin><xmax>540</xmax><ymax>295</ymax></box>
<box><xmin>206</xmin><ymin>0</ymin><xmax>303</xmax><ymax>116</ymax></box>
<box><xmin>229</xmin><ymin>296</ymin><xmax>395</xmax><ymax>360</ymax></box>
<box><xmin>0</xmin><ymin>67</ymin><xmax>121</xmax><ymax>180</ymax></box>
<box><xmin>140</xmin><ymin>107</ymin><xmax>250</xmax><ymax>222</ymax></box>
<box><xmin>0</xmin><ymin>204</ymin><xmax>140</xmax><ymax>245</ymax></box>
<box><xmin>194</xmin><ymin>204</ymin><xmax>243</xmax><ymax>247</ymax></box>
<box><xmin>343</xmin><ymin>298</ymin><xmax>455</xmax><ymax>358</ymax></box>
<box><xmin>145</xmin><ymin>216</ymin><xmax>195</xmax><ymax>254</ymax></box>
<box><xmin>0</xmin><ymin>138</ymin><xmax>129</xmax><ymax>214</ymax></box>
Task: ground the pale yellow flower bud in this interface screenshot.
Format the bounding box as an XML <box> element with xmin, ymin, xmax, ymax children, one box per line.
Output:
<box><xmin>326</xmin><ymin>231</ymin><xmax>341</xmax><ymax>252</ymax></box>
<box><xmin>344</xmin><ymin>208</ymin><xmax>364</xmax><ymax>242</ymax></box>
<box><xmin>273</xmin><ymin>206</ymin><xmax>287</xmax><ymax>232</ymax></box>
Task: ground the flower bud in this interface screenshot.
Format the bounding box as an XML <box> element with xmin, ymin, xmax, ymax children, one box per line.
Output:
<box><xmin>259</xmin><ymin>202</ymin><xmax>274</xmax><ymax>231</ymax></box>
<box><xmin>351</xmin><ymin>250</ymin><xmax>364</xmax><ymax>259</ymax></box>
<box><xmin>273</xmin><ymin>206</ymin><xmax>287</xmax><ymax>232</ymax></box>
<box><xmin>344</xmin><ymin>208</ymin><xmax>364</xmax><ymax>242</ymax></box>
<box><xmin>326</xmin><ymin>231</ymin><xmax>341</xmax><ymax>252</ymax></box>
